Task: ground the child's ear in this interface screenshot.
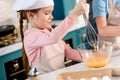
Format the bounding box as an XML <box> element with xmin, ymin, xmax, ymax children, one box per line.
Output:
<box><xmin>27</xmin><ymin>11</ymin><xmax>34</xmax><ymax>20</ymax></box>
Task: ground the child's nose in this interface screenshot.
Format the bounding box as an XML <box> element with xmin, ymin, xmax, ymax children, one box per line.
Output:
<box><xmin>50</xmin><ymin>14</ymin><xmax>53</xmax><ymax>20</ymax></box>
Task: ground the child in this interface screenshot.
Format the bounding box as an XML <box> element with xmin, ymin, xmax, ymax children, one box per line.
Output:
<box><xmin>13</xmin><ymin>0</ymin><xmax>87</xmax><ymax>75</ymax></box>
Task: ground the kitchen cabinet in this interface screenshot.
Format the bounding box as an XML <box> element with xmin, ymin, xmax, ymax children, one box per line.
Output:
<box><xmin>63</xmin><ymin>30</ymin><xmax>78</xmax><ymax>49</ymax></box>
<box><xmin>52</xmin><ymin>0</ymin><xmax>76</xmax><ymax>20</ymax></box>
<box><xmin>0</xmin><ymin>49</ymin><xmax>27</xmax><ymax>80</ymax></box>
<box><xmin>63</xmin><ymin>27</ymin><xmax>86</xmax><ymax>49</ymax></box>
<box><xmin>76</xmin><ymin>26</ymin><xmax>87</xmax><ymax>45</ymax></box>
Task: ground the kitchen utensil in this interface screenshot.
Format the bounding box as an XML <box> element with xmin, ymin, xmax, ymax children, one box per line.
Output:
<box><xmin>83</xmin><ymin>14</ymin><xmax>98</xmax><ymax>51</ymax></box>
<box><xmin>0</xmin><ymin>25</ymin><xmax>15</xmax><ymax>36</ymax></box>
<box><xmin>0</xmin><ymin>25</ymin><xmax>18</xmax><ymax>47</ymax></box>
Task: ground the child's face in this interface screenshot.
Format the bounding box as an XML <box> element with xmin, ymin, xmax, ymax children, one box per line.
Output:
<box><xmin>32</xmin><ymin>6</ymin><xmax>54</xmax><ymax>30</ymax></box>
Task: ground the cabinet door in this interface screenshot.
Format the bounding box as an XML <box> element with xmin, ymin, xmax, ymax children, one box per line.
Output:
<box><xmin>4</xmin><ymin>57</ymin><xmax>27</xmax><ymax>80</ymax></box>
<box><xmin>0</xmin><ymin>49</ymin><xmax>26</xmax><ymax>80</ymax></box>
<box><xmin>52</xmin><ymin>0</ymin><xmax>76</xmax><ymax>20</ymax></box>
<box><xmin>63</xmin><ymin>0</ymin><xmax>76</xmax><ymax>17</ymax></box>
<box><xmin>76</xmin><ymin>27</ymin><xmax>87</xmax><ymax>46</ymax></box>
<box><xmin>52</xmin><ymin>0</ymin><xmax>64</xmax><ymax>20</ymax></box>
<box><xmin>63</xmin><ymin>30</ymin><xmax>78</xmax><ymax>49</ymax></box>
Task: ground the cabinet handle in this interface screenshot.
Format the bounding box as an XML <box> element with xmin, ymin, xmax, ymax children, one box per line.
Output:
<box><xmin>81</xmin><ymin>33</ymin><xmax>86</xmax><ymax>43</ymax></box>
<box><xmin>13</xmin><ymin>63</ymin><xmax>19</xmax><ymax>71</ymax></box>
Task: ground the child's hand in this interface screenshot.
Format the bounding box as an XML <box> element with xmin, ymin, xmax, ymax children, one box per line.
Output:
<box><xmin>68</xmin><ymin>0</ymin><xmax>87</xmax><ymax>21</ymax></box>
<box><xmin>73</xmin><ymin>0</ymin><xmax>87</xmax><ymax>16</ymax></box>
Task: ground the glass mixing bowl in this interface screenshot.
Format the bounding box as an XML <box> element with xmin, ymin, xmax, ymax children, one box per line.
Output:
<box><xmin>78</xmin><ymin>41</ymin><xmax>113</xmax><ymax>68</ymax></box>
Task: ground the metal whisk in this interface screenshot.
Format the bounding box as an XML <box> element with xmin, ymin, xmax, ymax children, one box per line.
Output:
<box><xmin>83</xmin><ymin>14</ymin><xmax>98</xmax><ymax>50</ymax></box>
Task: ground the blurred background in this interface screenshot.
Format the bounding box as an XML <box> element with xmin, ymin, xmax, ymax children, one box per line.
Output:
<box><xmin>0</xmin><ymin>0</ymin><xmax>19</xmax><ymax>26</ymax></box>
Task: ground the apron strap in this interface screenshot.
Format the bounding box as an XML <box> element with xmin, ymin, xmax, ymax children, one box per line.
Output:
<box><xmin>109</xmin><ymin>0</ymin><xmax>114</xmax><ymax>11</ymax></box>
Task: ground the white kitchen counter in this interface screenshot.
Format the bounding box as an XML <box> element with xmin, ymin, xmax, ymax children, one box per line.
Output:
<box><xmin>38</xmin><ymin>55</ymin><xmax>120</xmax><ymax>80</ymax></box>
<box><xmin>0</xmin><ymin>42</ymin><xmax>22</xmax><ymax>57</ymax></box>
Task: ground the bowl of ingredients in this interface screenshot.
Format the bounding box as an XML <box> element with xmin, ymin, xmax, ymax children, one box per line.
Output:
<box><xmin>78</xmin><ymin>41</ymin><xmax>113</xmax><ymax>68</ymax></box>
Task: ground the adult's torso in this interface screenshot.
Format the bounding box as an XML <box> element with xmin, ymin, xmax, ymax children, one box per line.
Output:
<box><xmin>92</xmin><ymin>0</ymin><xmax>120</xmax><ymax>21</ymax></box>
<box><xmin>92</xmin><ymin>0</ymin><xmax>120</xmax><ymax>44</ymax></box>
<box><xmin>100</xmin><ymin>0</ymin><xmax>120</xmax><ymax>43</ymax></box>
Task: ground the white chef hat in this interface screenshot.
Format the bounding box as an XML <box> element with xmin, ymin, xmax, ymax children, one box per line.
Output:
<box><xmin>13</xmin><ymin>0</ymin><xmax>54</xmax><ymax>11</ymax></box>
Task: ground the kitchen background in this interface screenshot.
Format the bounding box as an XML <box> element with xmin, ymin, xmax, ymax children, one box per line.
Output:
<box><xmin>0</xmin><ymin>0</ymin><xmax>88</xmax><ymax>47</ymax></box>
<box><xmin>0</xmin><ymin>0</ymin><xmax>87</xmax><ymax>33</ymax></box>
<box><xmin>0</xmin><ymin>0</ymin><xmax>19</xmax><ymax>27</ymax></box>
<box><xmin>0</xmin><ymin>0</ymin><xmax>89</xmax><ymax>80</ymax></box>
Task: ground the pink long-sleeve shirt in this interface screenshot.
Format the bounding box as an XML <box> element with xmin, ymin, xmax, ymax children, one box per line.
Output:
<box><xmin>24</xmin><ymin>17</ymin><xmax>82</xmax><ymax>67</ymax></box>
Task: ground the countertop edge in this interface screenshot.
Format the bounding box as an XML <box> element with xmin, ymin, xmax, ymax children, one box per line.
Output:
<box><xmin>0</xmin><ymin>42</ymin><xmax>22</xmax><ymax>57</ymax></box>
